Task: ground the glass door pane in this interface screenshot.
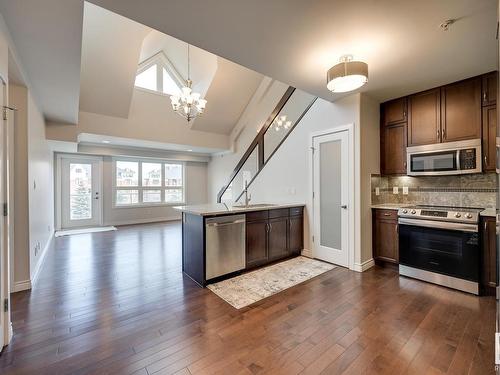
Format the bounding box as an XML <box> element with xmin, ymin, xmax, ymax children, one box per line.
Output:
<box><xmin>320</xmin><ymin>140</ymin><xmax>341</xmax><ymax>249</ymax></box>
<box><xmin>69</xmin><ymin>163</ymin><xmax>92</xmax><ymax>220</ymax></box>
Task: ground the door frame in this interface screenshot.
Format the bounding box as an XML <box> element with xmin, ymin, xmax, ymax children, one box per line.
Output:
<box><xmin>310</xmin><ymin>124</ymin><xmax>355</xmax><ymax>270</ymax></box>
<box><xmin>55</xmin><ymin>153</ymin><xmax>104</xmax><ymax>230</ymax></box>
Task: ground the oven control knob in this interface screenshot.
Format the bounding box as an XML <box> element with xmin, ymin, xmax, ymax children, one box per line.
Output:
<box><xmin>402</xmin><ymin>209</ymin><xmax>408</xmax><ymax>214</ymax></box>
<box><xmin>465</xmin><ymin>213</ymin><xmax>472</xmax><ymax>219</ymax></box>
<box><xmin>410</xmin><ymin>209</ymin><xmax>416</xmax><ymax>214</ymax></box>
<box><xmin>454</xmin><ymin>213</ymin><xmax>461</xmax><ymax>218</ymax></box>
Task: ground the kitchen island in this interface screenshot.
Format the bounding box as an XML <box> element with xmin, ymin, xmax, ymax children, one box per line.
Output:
<box><xmin>174</xmin><ymin>203</ymin><xmax>305</xmax><ymax>286</ymax></box>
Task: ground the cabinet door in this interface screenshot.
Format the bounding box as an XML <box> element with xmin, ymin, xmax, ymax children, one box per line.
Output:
<box><xmin>382</xmin><ymin>98</ymin><xmax>407</xmax><ymax>126</ymax></box>
<box><xmin>482</xmin><ymin>72</ymin><xmax>497</xmax><ymax>107</ymax></box>
<box><xmin>268</xmin><ymin>217</ymin><xmax>288</xmax><ymax>261</ymax></box>
<box><xmin>408</xmin><ymin>88</ymin><xmax>441</xmax><ymax>146</ymax></box>
<box><xmin>246</xmin><ymin>220</ymin><xmax>268</xmax><ymax>268</ymax></box>
<box><xmin>381</xmin><ymin>123</ymin><xmax>407</xmax><ymax>175</ymax></box>
<box><xmin>288</xmin><ymin>215</ymin><xmax>303</xmax><ymax>255</ymax></box>
<box><xmin>482</xmin><ymin>218</ymin><xmax>497</xmax><ymax>294</ymax></box>
<box><xmin>441</xmin><ymin>78</ymin><xmax>481</xmax><ymax>142</ymax></box>
<box><xmin>482</xmin><ymin>105</ymin><xmax>497</xmax><ymax>172</ymax></box>
<box><xmin>374</xmin><ymin>218</ymin><xmax>399</xmax><ymax>263</ymax></box>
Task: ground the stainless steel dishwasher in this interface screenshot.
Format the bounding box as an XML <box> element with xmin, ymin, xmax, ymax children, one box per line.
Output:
<box><xmin>205</xmin><ymin>214</ymin><xmax>246</xmax><ymax>280</ymax></box>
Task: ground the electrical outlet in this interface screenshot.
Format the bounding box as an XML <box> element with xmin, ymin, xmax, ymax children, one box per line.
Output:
<box><xmin>403</xmin><ymin>186</ymin><xmax>409</xmax><ymax>195</ymax></box>
<box><xmin>375</xmin><ymin>187</ymin><xmax>380</xmax><ymax>196</ymax></box>
<box><xmin>392</xmin><ymin>186</ymin><xmax>399</xmax><ymax>194</ymax></box>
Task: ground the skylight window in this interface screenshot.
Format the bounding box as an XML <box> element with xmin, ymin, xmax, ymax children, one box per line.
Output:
<box><xmin>134</xmin><ymin>52</ymin><xmax>183</xmax><ymax>96</ymax></box>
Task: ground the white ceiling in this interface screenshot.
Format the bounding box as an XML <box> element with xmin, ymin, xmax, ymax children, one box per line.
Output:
<box><xmin>0</xmin><ymin>0</ymin><xmax>84</xmax><ymax>124</ymax></box>
<box><xmin>79</xmin><ymin>2</ymin><xmax>150</xmax><ymax>118</ymax></box>
<box><xmin>87</xmin><ymin>0</ymin><xmax>498</xmax><ymax>102</ymax></box>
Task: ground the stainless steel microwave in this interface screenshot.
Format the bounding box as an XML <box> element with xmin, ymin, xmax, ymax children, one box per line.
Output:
<box><xmin>407</xmin><ymin>139</ymin><xmax>482</xmax><ymax>176</ymax></box>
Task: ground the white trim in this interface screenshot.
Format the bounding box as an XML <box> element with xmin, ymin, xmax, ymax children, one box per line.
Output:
<box><xmin>12</xmin><ymin>280</ymin><xmax>31</xmax><ymax>293</ymax></box>
<box><xmin>105</xmin><ymin>216</ymin><xmax>180</xmax><ymax>227</ymax></box>
<box><xmin>352</xmin><ymin>258</ymin><xmax>375</xmax><ymax>273</ymax></box>
<box><xmin>30</xmin><ymin>231</ymin><xmax>53</xmax><ymax>289</ymax></box>
<box><xmin>55</xmin><ymin>226</ymin><xmax>116</xmax><ymax>237</ymax></box>
<box><xmin>136</xmin><ymin>51</ymin><xmax>185</xmax><ymax>95</ymax></box>
<box><xmin>310</xmin><ymin>124</ymin><xmax>355</xmax><ymax>271</ymax></box>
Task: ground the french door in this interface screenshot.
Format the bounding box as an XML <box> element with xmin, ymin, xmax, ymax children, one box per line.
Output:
<box><xmin>60</xmin><ymin>156</ymin><xmax>102</xmax><ymax>229</ymax></box>
<box><xmin>312</xmin><ymin>129</ymin><xmax>350</xmax><ymax>267</ymax></box>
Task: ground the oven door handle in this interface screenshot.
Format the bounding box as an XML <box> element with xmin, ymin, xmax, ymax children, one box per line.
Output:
<box><xmin>398</xmin><ymin>218</ymin><xmax>478</xmax><ymax>233</ymax></box>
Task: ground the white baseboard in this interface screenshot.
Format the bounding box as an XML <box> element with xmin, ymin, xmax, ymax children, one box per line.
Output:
<box><xmin>105</xmin><ymin>216</ymin><xmax>180</xmax><ymax>226</ymax></box>
<box><xmin>301</xmin><ymin>249</ymin><xmax>313</xmax><ymax>258</ymax></box>
<box><xmin>11</xmin><ymin>279</ymin><xmax>31</xmax><ymax>293</ymax></box>
<box><xmin>30</xmin><ymin>231</ymin><xmax>54</xmax><ymax>289</ymax></box>
<box><xmin>352</xmin><ymin>258</ymin><xmax>375</xmax><ymax>273</ymax></box>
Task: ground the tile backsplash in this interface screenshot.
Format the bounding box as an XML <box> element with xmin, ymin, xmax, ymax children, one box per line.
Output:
<box><xmin>371</xmin><ymin>173</ymin><xmax>497</xmax><ymax>209</ymax></box>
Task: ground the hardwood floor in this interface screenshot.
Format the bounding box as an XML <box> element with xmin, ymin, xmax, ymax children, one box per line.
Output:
<box><xmin>0</xmin><ymin>222</ymin><xmax>495</xmax><ymax>374</ymax></box>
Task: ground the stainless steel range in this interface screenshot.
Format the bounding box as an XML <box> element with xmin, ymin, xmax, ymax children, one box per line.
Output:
<box><xmin>397</xmin><ymin>205</ymin><xmax>482</xmax><ymax>295</ymax></box>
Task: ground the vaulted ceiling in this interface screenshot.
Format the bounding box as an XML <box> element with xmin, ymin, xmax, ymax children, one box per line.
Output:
<box><xmin>0</xmin><ymin>0</ymin><xmax>496</xmax><ymax>127</ymax></box>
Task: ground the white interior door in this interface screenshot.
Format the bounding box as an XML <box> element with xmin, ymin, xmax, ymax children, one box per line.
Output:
<box><xmin>61</xmin><ymin>156</ymin><xmax>102</xmax><ymax>229</ymax></box>
<box><xmin>0</xmin><ymin>79</ymin><xmax>7</xmax><ymax>349</ymax></box>
<box><xmin>313</xmin><ymin>130</ymin><xmax>349</xmax><ymax>267</ymax></box>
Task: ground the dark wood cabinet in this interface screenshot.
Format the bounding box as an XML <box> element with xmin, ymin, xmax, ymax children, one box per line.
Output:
<box><xmin>268</xmin><ymin>217</ymin><xmax>288</xmax><ymax>260</ymax></box>
<box><xmin>408</xmin><ymin>88</ymin><xmax>441</xmax><ymax>146</ymax></box>
<box><xmin>245</xmin><ymin>207</ymin><xmax>304</xmax><ymax>270</ymax></box>
<box><xmin>246</xmin><ymin>220</ymin><xmax>268</xmax><ymax>268</ymax></box>
<box><xmin>481</xmin><ymin>217</ymin><xmax>497</xmax><ymax>295</ymax></box>
<box><xmin>382</xmin><ymin>98</ymin><xmax>407</xmax><ymax>126</ymax></box>
<box><xmin>441</xmin><ymin>78</ymin><xmax>481</xmax><ymax>142</ymax></box>
<box><xmin>288</xmin><ymin>215</ymin><xmax>303</xmax><ymax>255</ymax></box>
<box><xmin>381</xmin><ymin>123</ymin><xmax>407</xmax><ymax>175</ymax></box>
<box><xmin>482</xmin><ymin>105</ymin><xmax>497</xmax><ymax>172</ymax></box>
<box><xmin>482</xmin><ymin>71</ymin><xmax>497</xmax><ymax>107</ymax></box>
<box><xmin>372</xmin><ymin>209</ymin><xmax>399</xmax><ymax>264</ymax></box>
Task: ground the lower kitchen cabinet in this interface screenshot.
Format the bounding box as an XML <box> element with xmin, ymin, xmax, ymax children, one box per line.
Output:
<box><xmin>481</xmin><ymin>216</ymin><xmax>497</xmax><ymax>295</ymax></box>
<box><xmin>246</xmin><ymin>220</ymin><xmax>269</xmax><ymax>268</ymax></box>
<box><xmin>372</xmin><ymin>209</ymin><xmax>399</xmax><ymax>264</ymax></box>
<box><xmin>246</xmin><ymin>207</ymin><xmax>304</xmax><ymax>269</ymax></box>
<box><xmin>288</xmin><ymin>215</ymin><xmax>303</xmax><ymax>255</ymax></box>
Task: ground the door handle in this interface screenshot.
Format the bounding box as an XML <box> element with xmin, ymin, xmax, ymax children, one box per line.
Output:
<box><xmin>341</xmin><ymin>205</ymin><xmax>348</xmax><ymax>209</ymax></box>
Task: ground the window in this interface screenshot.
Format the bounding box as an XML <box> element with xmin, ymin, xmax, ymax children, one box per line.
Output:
<box><xmin>134</xmin><ymin>52</ymin><xmax>183</xmax><ymax>96</ymax></box>
<box><xmin>114</xmin><ymin>159</ymin><xmax>184</xmax><ymax>206</ymax></box>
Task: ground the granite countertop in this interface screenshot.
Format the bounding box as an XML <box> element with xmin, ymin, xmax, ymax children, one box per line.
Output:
<box><xmin>480</xmin><ymin>209</ymin><xmax>496</xmax><ymax>217</ymax></box>
<box><xmin>371</xmin><ymin>203</ymin><xmax>412</xmax><ymax>210</ymax></box>
<box><xmin>173</xmin><ymin>203</ymin><xmax>305</xmax><ymax>216</ymax></box>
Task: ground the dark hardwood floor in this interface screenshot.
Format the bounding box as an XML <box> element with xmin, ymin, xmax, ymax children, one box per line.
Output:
<box><xmin>0</xmin><ymin>222</ymin><xmax>495</xmax><ymax>374</ymax></box>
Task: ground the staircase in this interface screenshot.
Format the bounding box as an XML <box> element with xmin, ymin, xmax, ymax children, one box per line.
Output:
<box><xmin>217</xmin><ymin>87</ymin><xmax>317</xmax><ymax>203</ymax></box>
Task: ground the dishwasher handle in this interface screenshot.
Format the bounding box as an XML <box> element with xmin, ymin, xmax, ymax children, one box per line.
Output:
<box><xmin>206</xmin><ymin>219</ymin><xmax>245</xmax><ymax>227</ymax></box>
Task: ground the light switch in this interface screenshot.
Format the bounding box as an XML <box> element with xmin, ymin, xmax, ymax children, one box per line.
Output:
<box><xmin>403</xmin><ymin>186</ymin><xmax>409</xmax><ymax>195</ymax></box>
<box><xmin>392</xmin><ymin>186</ymin><xmax>399</xmax><ymax>194</ymax></box>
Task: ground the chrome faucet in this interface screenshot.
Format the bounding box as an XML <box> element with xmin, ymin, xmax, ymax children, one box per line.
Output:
<box><xmin>243</xmin><ymin>180</ymin><xmax>251</xmax><ymax>207</ymax></box>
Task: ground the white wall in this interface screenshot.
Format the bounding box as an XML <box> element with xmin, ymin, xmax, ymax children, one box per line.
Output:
<box><xmin>27</xmin><ymin>92</ymin><xmax>54</xmax><ymax>282</ymax></box>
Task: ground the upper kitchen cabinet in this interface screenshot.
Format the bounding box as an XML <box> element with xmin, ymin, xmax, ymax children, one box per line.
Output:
<box><xmin>440</xmin><ymin>77</ymin><xmax>481</xmax><ymax>143</ymax></box>
<box><xmin>380</xmin><ymin>99</ymin><xmax>408</xmax><ymax>175</ymax></box>
<box><xmin>482</xmin><ymin>105</ymin><xmax>497</xmax><ymax>172</ymax></box>
<box><xmin>408</xmin><ymin>88</ymin><xmax>441</xmax><ymax>146</ymax></box>
<box><xmin>408</xmin><ymin>78</ymin><xmax>482</xmax><ymax>146</ymax></box>
<box><xmin>482</xmin><ymin>71</ymin><xmax>498</xmax><ymax>107</ymax></box>
<box><xmin>381</xmin><ymin>97</ymin><xmax>407</xmax><ymax>126</ymax></box>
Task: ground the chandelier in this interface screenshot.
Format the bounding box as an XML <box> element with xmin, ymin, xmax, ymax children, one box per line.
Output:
<box><xmin>170</xmin><ymin>44</ymin><xmax>207</xmax><ymax>122</ymax></box>
<box><xmin>272</xmin><ymin>115</ymin><xmax>292</xmax><ymax>131</ymax></box>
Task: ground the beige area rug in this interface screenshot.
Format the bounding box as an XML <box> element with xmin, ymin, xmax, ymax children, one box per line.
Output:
<box><xmin>207</xmin><ymin>256</ymin><xmax>335</xmax><ymax>309</ymax></box>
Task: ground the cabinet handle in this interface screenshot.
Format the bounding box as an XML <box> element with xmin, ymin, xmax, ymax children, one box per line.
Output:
<box><xmin>403</xmin><ymin>161</ymin><xmax>407</xmax><ymax>169</ymax></box>
<box><xmin>396</xmin><ymin>225</ymin><xmax>398</xmax><ymax>234</ymax></box>
<box><xmin>289</xmin><ymin>220</ymin><xmax>292</xmax><ymax>230</ymax></box>
<box><xmin>269</xmin><ymin>223</ymin><xmax>272</xmax><ymax>232</ymax></box>
<box><xmin>485</xmin><ymin>221</ymin><xmax>488</xmax><ymax>231</ymax></box>
<box><xmin>436</xmin><ymin>129</ymin><xmax>440</xmax><ymax>141</ymax></box>
<box><xmin>383</xmin><ymin>213</ymin><xmax>391</xmax><ymax>216</ymax></box>
<box><xmin>485</xmin><ymin>155</ymin><xmax>488</xmax><ymax>165</ymax></box>
<box><xmin>484</xmin><ymin>91</ymin><xmax>487</xmax><ymax>102</ymax></box>
<box><xmin>403</xmin><ymin>110</ymin><xmax>406</xmax><ymax>119</ymax></box>
<box><xmin>441</xmin><ymin>129</ymin><xmax>445</xmax><ymax>140</ymax></box>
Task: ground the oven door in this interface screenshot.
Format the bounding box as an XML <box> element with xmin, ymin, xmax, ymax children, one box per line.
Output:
<box><xmin>399</xmin><ymin>219</ymin><xmax>479</xmax><ymax>282</ymax></box>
